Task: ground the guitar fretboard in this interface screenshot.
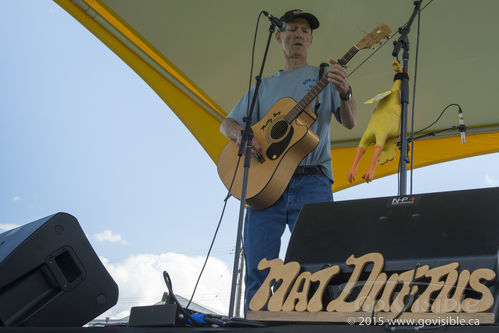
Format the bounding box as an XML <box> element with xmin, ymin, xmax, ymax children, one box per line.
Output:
<box><xmin>338</xmin><ymin>46</ymin><xmax>359</xmax><ymax>66</ymax></box>
<box><xmin>284</xmin><ymin>45</ymin><xmax>359</xmax><ymax>123</ymax></box>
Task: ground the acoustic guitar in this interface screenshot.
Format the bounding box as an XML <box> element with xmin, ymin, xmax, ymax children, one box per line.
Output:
<box><xmin>217</xmin><ymin>24</ymin><xmax>391</xmax><ymax>210</ymax></box>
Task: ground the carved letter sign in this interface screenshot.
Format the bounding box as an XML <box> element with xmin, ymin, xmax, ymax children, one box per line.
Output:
<box><xmin>247</xmin><ymin>253</ymin><xmax>496</xmax><ymax>325</ymax></box>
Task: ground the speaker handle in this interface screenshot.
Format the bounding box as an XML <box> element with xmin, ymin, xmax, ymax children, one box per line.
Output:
<box><xmin>45</xmin><ymin>246</ymin><xmax>86</xmax><ymax>291</ymax></box>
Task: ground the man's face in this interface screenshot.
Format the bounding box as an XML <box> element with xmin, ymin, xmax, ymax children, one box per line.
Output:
<box><xmin>276</xmin><ymin>18</ymin><xmax>313</xmax><ymax>59</ymax></box>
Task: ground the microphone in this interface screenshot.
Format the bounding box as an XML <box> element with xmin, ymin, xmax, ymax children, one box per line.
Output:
<box><xmin>458</xmin><ymin>107</ymin><xmax>466</xmax><ymax>144</ymax></box>
<box><xmin>262</xmin><ymin>11</ymin><xmax>286</xmax><ymax>31</ymax></box>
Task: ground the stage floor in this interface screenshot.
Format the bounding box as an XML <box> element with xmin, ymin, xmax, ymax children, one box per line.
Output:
<box><xmin>0</xmin><ymin>324</ymin><xmax>498</xmax><ymax>333</ymax></box>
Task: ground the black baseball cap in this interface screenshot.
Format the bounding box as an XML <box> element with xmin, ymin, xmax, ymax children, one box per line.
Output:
<box><xmin>280</xmin><ymin>9</ymin><xmax>320</xmax><ymax>30</ymax></box>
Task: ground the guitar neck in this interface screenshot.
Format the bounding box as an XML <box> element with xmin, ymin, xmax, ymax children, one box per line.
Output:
<box><xmin>285</xmin><ymin>45</ymin><xmax>359</xmax><ymax>122</ymax></box>
<box><xmin>338</xmin><ymin>45</ymin><xmax>360</xmax><ymax>67</ymax></box>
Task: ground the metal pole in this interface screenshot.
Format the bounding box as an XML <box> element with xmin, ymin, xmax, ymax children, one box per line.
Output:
<box><xmin>235</xmin><ymin>250</ymin><xmax>245</xmax><ymax>317</ymax></box>
<box><xmin>392</xmin><ymin>1</ymin><xmax>421</xmax><ymax>196</ymax></box>
<box><xmin>399</xmin><ymin>47</ymin><xmax>410</xmax><ymax>196</ymax></box>
<box><xmin>228</xmin><ymin>147</ymin><xmax>250</xmax><ymax>317</ymax></box>
<box><xmin>228</xmin><ymin>21</ymin><xmax>276</xmax><ymax>318</ymax></box>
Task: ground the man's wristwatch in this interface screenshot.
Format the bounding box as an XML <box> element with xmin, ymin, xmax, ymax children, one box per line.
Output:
<box><xmin>340</xmin><ymin>86</ymin><xmax>352</xmax><ymax>101</ymax></box>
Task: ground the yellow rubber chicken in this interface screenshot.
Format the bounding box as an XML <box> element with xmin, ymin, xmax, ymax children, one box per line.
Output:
<box><xmin>348</xmin><ymin>60</ymin><xmax>404</xmax><ymax>183</ymax></box>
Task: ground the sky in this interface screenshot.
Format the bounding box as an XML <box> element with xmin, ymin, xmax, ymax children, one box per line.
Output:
<box><xmin>1</xmin><ymin>0</ymin><xmax>499</xmax><ymax>320</ymax></box>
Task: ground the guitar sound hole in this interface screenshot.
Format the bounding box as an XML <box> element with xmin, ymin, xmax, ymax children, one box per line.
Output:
<box><xmin>270</xmin><ymin>121</ymin><xmax>288</xmax><ymax>140</ymax></box>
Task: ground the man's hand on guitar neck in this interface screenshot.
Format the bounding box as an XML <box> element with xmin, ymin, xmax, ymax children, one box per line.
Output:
<box><xmin>326</xmin><ymin>59</ymin><xmax>357</xmax><ymax>130</ymax></box>
<box><xmin>326</xmin><ymin>59</ymin><xmax>349</xmax><ymax>96</ymax></box>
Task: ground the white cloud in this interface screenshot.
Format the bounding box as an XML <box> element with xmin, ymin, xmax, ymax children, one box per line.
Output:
<box><xmin>0</xmin><ymin>224</ymin><xmax>20</xmax><ymax>232</ymax></box>
<box><xmin>94</xmin><ymin>230</ymin><xmax>128</xmax><ymax>245</ymax></box>
<box><xmin>13</xmin><ymin>196</ymin><xmax>21</xmax><ymax>201</ymax></box>
<box><xmin>99</xmin><ymin>253</ymin><xmax>231</xmax><ymax>319</ymax></box>
<box><xmin>485</xmin><ymin>174</ymin><xmax>499</xmax><ymax>186</ymax></box>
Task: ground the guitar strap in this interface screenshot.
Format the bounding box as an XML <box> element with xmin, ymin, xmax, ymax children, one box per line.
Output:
<box><xmin>314</xmin><ymin>62</ymin><xmax>329</xmax><ymax>114</ymax></box>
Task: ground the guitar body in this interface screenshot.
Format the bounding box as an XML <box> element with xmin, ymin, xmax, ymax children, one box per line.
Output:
<box><xmin>217</xmin><ymin>97</ymin><xmax>319</xmax><ymax>210</ymax></box>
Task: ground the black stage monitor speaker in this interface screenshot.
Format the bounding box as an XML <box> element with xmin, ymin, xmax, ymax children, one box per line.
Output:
<box><xmin>285</xmin><ymin>187</ymin><xmax>499</xmax><ymax>317</ymax></box>
<box><xmin>286</xmin><ymin>187</ymin><xmax>499</xmax><ymax>267</ymax></box>
<box><xmin>0</xmin><ymin>212</ymin><xmax>118</xmax><ymax>327</ymax></box>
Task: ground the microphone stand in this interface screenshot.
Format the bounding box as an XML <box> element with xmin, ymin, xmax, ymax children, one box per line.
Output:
<box><xmin>228</xmin><ymin>20</ymin><xmax>277</xmax><ymax>318</ymax></box>
<box><xmin>392</xmin><ymin>0</ymin><xmax>421</xmax><ymax>196</ymax></box>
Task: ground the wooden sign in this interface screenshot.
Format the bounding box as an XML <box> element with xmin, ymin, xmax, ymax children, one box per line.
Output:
<box><xmin>247</xmin><ymin>253</ymin><xmax>496</xmax><ymax>325</ymax></box>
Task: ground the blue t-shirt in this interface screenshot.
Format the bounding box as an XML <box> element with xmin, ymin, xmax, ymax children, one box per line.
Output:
<box><xmin>227</xmin><ymin>65</ymin><xmax>342</xmax><ymax>182</ymax></box>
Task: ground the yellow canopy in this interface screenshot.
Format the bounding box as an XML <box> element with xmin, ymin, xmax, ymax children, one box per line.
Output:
<box><xmin>55</xmin><ymin>0</ymin><xmax>499</xmax><ymax>191</ymax></box>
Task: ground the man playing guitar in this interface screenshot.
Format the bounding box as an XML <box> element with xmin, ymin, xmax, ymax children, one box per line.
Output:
<box><xmin>219</xmin><ymin>9</ymin><xmax>357</xmax><ymax>313</ymax></box>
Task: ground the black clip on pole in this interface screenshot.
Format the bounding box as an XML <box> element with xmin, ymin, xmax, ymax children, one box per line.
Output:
<box><xmin>392</xmin><ymin>0</ymin><xmax>421</xmax><ymax>196</ymax></box>
<box><xmin>228</xmin><ymin>19</ymin><xmax>277</xmax><ymax>318</ymax></box>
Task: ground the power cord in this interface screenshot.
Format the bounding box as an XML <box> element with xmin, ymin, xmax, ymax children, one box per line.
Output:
<box><xmin>185</xmin><ymin>11</ymin><xmax>265</xmax><ymax>311</ymax></box>
<box><xmin>368</xmin><ymin>264</ymin><xmax>422</xmax><ymax>329</ymax></box>
<box><xmin>163</xmin><ymin>271</ymin><xmax>199</xmax><ymax>326</ymax></box>
<box><xmin>409</xmin><ymin>0</ymin><xmax>423</xmax><ymax>195</ymax></box>
<box><xmin>414</xmin><ymin>103</ymin><xmax>462</xmax><ymax>135</ymax></box>
<box><xmin>185</xmin><ymin>154</ymin><xmax>241</xmax><ymax>309</ymax></box>
<box><xmin>396</xmin><ymin>103</ymin><xmax>463</xmax><ymax>194</ymax></box>
<box><xmin>246</xmin><ymin>12</ymin><xmax>265</xmax><ymax>119</ymax></box>
<box><xmin>164</xmin><ymin>270</ymin><xmax>263</xmax><ymax>327</ymax></box>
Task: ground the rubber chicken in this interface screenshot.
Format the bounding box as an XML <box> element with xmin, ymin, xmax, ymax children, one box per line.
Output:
<box><xmin>348</xmin><ymin>60</ymin><xmax>404</xmax><ymax>183</ymax></box>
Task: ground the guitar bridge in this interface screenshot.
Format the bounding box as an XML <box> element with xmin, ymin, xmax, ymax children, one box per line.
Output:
<box><xmin>254</xmin><ymin>152</ymin><xmax>265</xmax><ymax>164</ymax></box>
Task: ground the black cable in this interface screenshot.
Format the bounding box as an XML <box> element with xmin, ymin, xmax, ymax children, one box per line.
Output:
<box><xmin>348</xmin><ymin>1</ymin><xmax>434</xmax><ymax>194</ymax></box>
<box><xmin>163</xmin><ymin>270</ymin><xmax>176</xmax><ymax>304</ymax></box>
<box><xmin>396</xmin><ymin>103</ymin><xmax>461</xmax><ymax>194</ymax></box>
<box><xmin>239</xmin><ymin>240</ymin><xmax>247</xmax><ymax>317</ymax></box>
<box><xmin>163</xmin><ymin>271</ymin><xmax>200</xmax><ymax>326</ymax></box>
<box><xmin>392</xmin><ymin>264</ymin><xmax>420</xmax><ymax>322</ymax></box>
<box><xmin>383</xmin><ymin>263</ymin><xmax>421</xmax><ymax>330</ymax></box>
<box><xmin>421</xmin><ymin>0</ymin><xmax>434</xmax><ymax>11</ymax></box>
<box><xmin>185</xmin><ymin>169</ymin><xmax>238</xmax><ymax>309</ymax></box>
<box><xmin>397</xmin><ymin>159</ymin><xmax>401</xmax><ymax>197</ymax></box>
<box><xmin>371</xmin><ymin>295</ymin><xmax>381</xmax><ymax>324</ymax></box>
<box><xmin>414</xmin><ymin>103</ymin><xmax>461</xmax><ymax>134</ymax></box>
<box><xmin>409</xmin><ymin>0</ymin><xmax>423</xmax><ymax>195</ymax></box>
<box><xmin>186</xmin><ymin>12</ymin><xmax>264</xmax><ymax>312</ymax></box>
<box><xmin>369</xmin><ymin>265</ymin><xmax>420</xmax><ymax>323</ymax></box>
<box><xmin>348</xmin><ymin>33</ymin><xmax>397</xmax><ymax>78</ymax></box>
<box><xmin>348</xmin><ymin>0</ymin><xmax>434</xmax><ymax>78</ymax></box>
<box><xmin>185</xmin><ymin>124</ymin><xmax>244</xmax><ymax>310</ymax></box>
<box><xmin>246</xmin><ymin>12</ymin><xmax>265</xmax><ymax>119</ymax></box>
<box><xmin>393</xmin><ymin>0</ymin><xmax>435</xmax><ymax>195</ymax></box>
<box><xmin>229</xmin><ymin>12</ymin><xmax>267</xmax><ymax>316</ymax></box>
<box><xmin>185</xmin><ymin>135</ymin><xmax>244</xmax><ymax>309</ymax></box>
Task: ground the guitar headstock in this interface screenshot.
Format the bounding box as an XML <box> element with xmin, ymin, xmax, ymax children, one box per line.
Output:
<box><xmin>355</xmin><ymin>24</ymin><xmax>392</xmax><ymax>50</ymax></box>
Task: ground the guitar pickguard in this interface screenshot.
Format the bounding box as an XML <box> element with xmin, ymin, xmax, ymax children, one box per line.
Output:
<box><xmin>265</xmin><ymin>126</ymin><xmax>294</xmax><ymax>160</ymax></box>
